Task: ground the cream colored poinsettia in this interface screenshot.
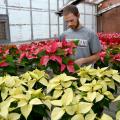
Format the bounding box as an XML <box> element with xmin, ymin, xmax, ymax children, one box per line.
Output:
<box><xmin>0</xmin><ymin>69</ymin><xmax>50</xmax><ymax>120</ymax></box>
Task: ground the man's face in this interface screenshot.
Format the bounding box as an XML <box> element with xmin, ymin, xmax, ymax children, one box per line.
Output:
<box><xmin>64</xmin><ymin>13</ymin><xmax>79</xmax><ymax>30</ymax></box>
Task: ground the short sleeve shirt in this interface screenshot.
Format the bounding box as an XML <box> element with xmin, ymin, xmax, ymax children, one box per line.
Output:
<box><xmin>60</xmin><ymin>26</ymin><xmax>102</xmax><ymax>60</ymax></box>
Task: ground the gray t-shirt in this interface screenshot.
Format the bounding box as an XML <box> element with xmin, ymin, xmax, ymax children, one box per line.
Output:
<box><xmin>60</xmin><ymin>26</ymin><xmax>102</xmax><ymax>60</ymax></box>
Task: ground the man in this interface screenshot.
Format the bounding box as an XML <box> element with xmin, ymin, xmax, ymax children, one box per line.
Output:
<box><xmin>60</xmin><ymin>5</ymin><xmax>101</xmax><ymax>67</ymax></box>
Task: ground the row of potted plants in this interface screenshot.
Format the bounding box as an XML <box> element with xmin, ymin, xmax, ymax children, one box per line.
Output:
<box><xmin>0</xmin><ymin>33</ymin><xmax>120</xmax><ymax>76</ymax></box>
<box><xmin>96</xmin><ymin>33</ymin><xmax>120</xmax><ymax>71</ymax></box>
<box><xmin>0</xmin><ymin>66</ymin><xmax>120</xmax><ymax>120</ymax></box>
<box><xmin>0</xmin><ymin>39</ymin><xmax>79</xmax><ymax>76</ymax></box>
<box><xmin>0</xmin><ymin>33</ymin><xmax>120</xmax><ymax>120</ymax></box>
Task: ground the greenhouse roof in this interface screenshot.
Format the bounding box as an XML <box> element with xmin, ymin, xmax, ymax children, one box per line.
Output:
<box><xmin>56</xmin><ymin>0</ymin><xmax>104</xmax><ymax>16</ymax></box>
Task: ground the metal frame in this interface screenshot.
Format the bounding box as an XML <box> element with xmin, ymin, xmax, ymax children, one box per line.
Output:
<box><xmin>0</xmin><ymin>0</ymin><xmax>66</xmax><ymax>43</ymax></box>
<box><xmin>97</xmin><ymin>2</ymin><xmax>120</xmax><ymax>15</ymax></box>
<box><xmin>30</xmin><ymin>0</ymin><xmax>33</xmax><ymax>40</ymax></box>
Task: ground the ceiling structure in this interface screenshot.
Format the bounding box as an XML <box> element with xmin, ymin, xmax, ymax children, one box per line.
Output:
<box><xmin>56</xmin><ymin>0</ymin><xmax>105</xmax><ymax>16</ymax></box>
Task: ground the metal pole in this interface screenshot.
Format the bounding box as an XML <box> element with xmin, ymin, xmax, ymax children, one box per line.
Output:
<box><xmin>57</xmin><ymin>0</ymin><xmax>60</xmax><ymax>36</ymax></box>
<box><xmin>30</xmin><ymin>0</ymin><xmax>33</xmax><ymax>40</ymax></box>
<box><xmin>5</xmin><ymin>0</ymin><xmax>11</xmax><ymax>42</ymax></box>
<box><xmin>48</xmin><ymin>0</ymin><xmax>51</xmax><ymax>38</ymax></box>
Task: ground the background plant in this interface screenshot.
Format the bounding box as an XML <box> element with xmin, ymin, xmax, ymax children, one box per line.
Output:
<box><xmin>0</xmin><ymin>39</ymin><xmax>79</xmax><ymax>76</ymax></box>
<box><xmin>96</xmin><ymin>33</ymin><xmax>120</xmax><ymax>72</ymax></box>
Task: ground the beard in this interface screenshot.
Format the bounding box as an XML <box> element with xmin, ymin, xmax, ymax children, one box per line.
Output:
<box><xmin>70</xmin><ymin>19</ymin><xmax>80</xmax><ymax>30</ymax></box>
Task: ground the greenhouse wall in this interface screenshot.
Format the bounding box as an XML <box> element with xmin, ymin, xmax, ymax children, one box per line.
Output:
<box><xmin>0</xmin><ymin>0</ymin><xmax>65</xmax><ymax>43</ymax></box>
<box><xmin>77</xmin><ymin>2</ymin><xmax>96</xmax><ymax>32</ymax></box>
<box><xmin>97</xmin><ymin>0</ymin><xmax>120</xmax><ymax>32</ymax></box>
<box><xmin>0</xmin><ymin>0</ymin><xmax>96</xmax><ymax>43</ymax></box>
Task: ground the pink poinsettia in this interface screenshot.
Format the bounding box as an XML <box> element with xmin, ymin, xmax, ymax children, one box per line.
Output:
<box><xmin>99</xmin><ymin>51</ymin><xmax>106</xmax><ymax>62</ymax></box>
<box><xmin>113</xmin><ymin>54</ymin><xmax>120</xmax><ymax>62</ymax></box>
<box><xmin>97</xmin><ymin>33</ymin><xmax>120</xmax><ymax>70</ymax></box>
<box><xmin>40</xmin><ymin>55</ymin><xmax>49</xmax><ymax>66</ymax></box>
<box><xmin>0</xmin><ymin>61</ymin><xmax>9</xmax><ymax>67</ymax></box>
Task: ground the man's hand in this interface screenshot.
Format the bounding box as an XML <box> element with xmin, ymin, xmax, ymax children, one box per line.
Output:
<box><xmin>74</xmin><ymin>53</ymin><xmax>100</xmax><ymax>67</ymax></box>
<box><xmin>74</xmin><ymin>58</ymin><xmax>84</xmax><ymax>66</ymax></box>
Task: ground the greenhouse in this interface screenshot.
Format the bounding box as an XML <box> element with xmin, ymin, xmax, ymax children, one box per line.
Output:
<box><xmin>0</xmin><ymin>0</ymin><xmax>120</xmax><ymax>120</ymax></box>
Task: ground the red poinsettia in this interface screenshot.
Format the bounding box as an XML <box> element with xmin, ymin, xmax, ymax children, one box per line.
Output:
<box><xmin>97</xmin><ymin>33</ymin><xmax>120</xmax><ymax>70</ymax></box>
<box><xmin>0</xmin><ymin>61</ymin><xmax>9</xmax><ymax>67</ymax></box>
<box><xmin>113</xmin><ymin>54</ymin><xmax>120</xmax><ymax>62</ymax></box>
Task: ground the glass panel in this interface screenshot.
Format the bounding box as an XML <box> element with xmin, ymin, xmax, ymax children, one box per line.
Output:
<box><xmin>32</xmin><ymin>0</ymin><xmax>48</xmax><ymax>10</ymax></box>
<box><xmin>85</xmin><ymin>24</ymin><xmax>92</xmax><ymax>30</ymax></box>
<box><xmin>0</xmin><ymin>0</ymin><xmax>6</xmax><ymax>6</ymax></box>
<box><xmin>59</xmin><ymin>16</ymin><xmax>63</xmax><ymax>25</ymax></box>
<box><xmin>51</xmin><ymin>25</ymin><xmax>58</xmax><ymax>37</ymax></box>
<box><xmin>77</xmin><ymin>3</ymin><xmax>85</xmax><ymax>14</ymax></box>
<box><xmin>50</xmin><ymin>0</ymin><xmax>57</xmax><ymax>10</ymax></box>
<box><xmin>64</xmin><ymin>0</ymin><xmax>69</xmax><ymax>4</ymax></box>
<box><xmin>85</xmin><ymin>4</ymin><xmax>92</xmax><ymax>14</ymax></box>
<box><xmin>32</xmin><ymin>11</ymin><xmax>49</xmax><ymax>25</ymax></box>
<box><xmin>60</xmin><ymin>25</ymin><xmax>63</xmax><ymax>35</ymax></box>
<box><xmin>85</xmin><ymin>15</ymin><xmax>93</xmax><ymax>25</ymax></box>
<box><xmin>79</xmin><ymin>15</ymin><xmax>84</xmax><ymax>25</ymax></box>
<box><xmin>0</xmin><ymin>7</ymin><xmax>6</xmax><ymax>14</ymax></box>
<box><xmin>33</xmin><ymin>25</ymin><xmax>49</xmax><ymax>39</ymax></box>
<box><xmin>92</xmin><ymin>5</ymin><xmax>96</xmax><ymax>14</ymax></box>
<box><xmin>50</xmin><ymin>12</ymin><xmax>58</xmax><ymax>25</ymax></box>
<box><xmin>8</xmin><ymin>0</ymin><xmax>30</xmax><ymax>7</ymax></box>
<box><xmin>59</xmin><ymin>0</ymin><xmax>64</xmax><ymax>9</ymax></box>
<box><xmin>0</xmin><ymin>0</ymin><xmax>6</xmax><ymax>14</ymax></box>
<box><xmin>9</xmin><ymin>10</ymin><xmax>30</xmax><ymax>24</ymax></box>
<box><xmin>10</xmin><ymin>25</ymin><xmax>31</xmax><ymax>42</ymax></box>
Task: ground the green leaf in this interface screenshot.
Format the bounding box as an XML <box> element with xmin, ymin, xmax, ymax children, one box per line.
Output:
<box><xmin>56</xmin><ymin>48</ymin><xmax>65</xmax><ymax>55</ymax></box>
<box><xmin>37</xmin><ymin>50</ymin><xmax>46</xmax><ymax>58</ymax></box>
<box><xmin>62</xmin><ymin>57</ymin><xmax>70</xmax><ymax>64</ymax></box>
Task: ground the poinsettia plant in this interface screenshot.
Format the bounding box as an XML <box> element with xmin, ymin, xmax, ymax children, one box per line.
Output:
<box><xmin>18</xmin><ymin>39</ymin><xmax>79</xmax><ymax>75</ymax></box>
<box><xmin>0</xmin><ymin>66</ymin><xmax>120</xmax><ymax>120</ymax></box>
<box><xmin>47</xmin><ymin>65</ymin><xmax>120</xmax><ymax>120</ymax></box>
<box><xmin>96</xmin><ymin>33</ymin><xmax>120</xmax><ymax>72</ymax></box>
<box><xmin>0</xmin><ymin>39</ymin><xmax>79</xmax><ymax>76</ymax></box>
<box><xmin>0</xmin><ymin>69</ymin><xmax>51</xmax><ymax>120</ymax></box>
<box><xmin>0</xmin><ymin>45</ymin><xmax>20</xmax><ymax>76</ymax></box>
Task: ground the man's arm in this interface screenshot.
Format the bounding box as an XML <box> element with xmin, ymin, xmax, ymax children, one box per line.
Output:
<box><xmin>74</xmin><ymin>52</ymin><xmax>100</xmax><ymax>66</ymax></box>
